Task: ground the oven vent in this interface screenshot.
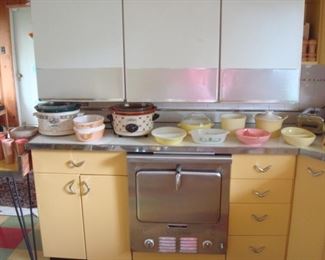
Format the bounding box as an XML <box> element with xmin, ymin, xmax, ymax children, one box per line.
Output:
<box><xmin>179</xmin><ymin>237</ymin><xmax>198</xmax><ymax>253</ymax></box>
<box><xmin>158</xmin><ymin>237</ymin><xmax>176</xmax><ymax>253</ymax></box>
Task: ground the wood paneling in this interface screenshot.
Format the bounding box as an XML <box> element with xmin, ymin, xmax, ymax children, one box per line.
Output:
<box><xmin>0</xmin><ymin>0</ymin><xmax>28</xmax><ymax>126</ymax></box>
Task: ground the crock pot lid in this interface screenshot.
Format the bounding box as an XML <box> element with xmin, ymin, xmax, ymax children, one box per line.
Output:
<box><xmin>35</xmin><ymin>102</ymin><xmax>80</xmax><ymax>113</ymax></box>
<box><xmin>255</xmin><ymin>111</ymin><xmax>285</xmax><ymax>121</ymax></box>
<box><xmin>111</xmin><ymin>103</ymin><xmax>156</xmax><ymax>113</ymax></box>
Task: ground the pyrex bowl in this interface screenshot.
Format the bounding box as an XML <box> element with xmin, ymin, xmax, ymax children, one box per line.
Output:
<box><xmin>74</xmin><ymin>124</ymin><xmax>105</xmax><ymax>142</ymax></box>
<box><xmin>73</xmin><ymin>114</ymin><xmax>104</xmax><ymax>129</ymax></box>
<box><xmin>255</xmin><ymin>111</ymin><xmax>288</xmax><ymax>138</ymax></box>
<box><xmin>221</xmin><ymin>113</ymin><xmax>247</xmax><ymax>134</ymax></box>
<box><xmin>190</xmin><ymin>129</ymin><xmax>229</xmax><ymax>144</ymax></box>
<box><xmin>151</xmin><ymin>127</ymin><xmax>186</xmax><ymax>145</ymax></box>
<box><xmin>236</xmin><ymin>128</ymin><xmax>271</xmax><ymax>146</ymax></box>
<box><xmin>178</xmin><ymin>113</ymin><xmax>213</xmax><ymax>132</ymax></box>
<box><xmin>281</xmin><ymin>127</ymin><xmax>316</xmax><ymax>147</ymax></box>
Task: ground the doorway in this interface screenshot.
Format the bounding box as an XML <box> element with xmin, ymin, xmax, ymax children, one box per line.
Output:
<box><xmin>10</xmin><ymin>6</ymin><xmax>38</xmax><ymax>126</ymax></box>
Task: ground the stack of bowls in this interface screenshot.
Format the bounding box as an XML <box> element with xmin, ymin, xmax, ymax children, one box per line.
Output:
<box><xmin>73</xmin><ymin>115</ymin><xmax>105</xmax><ymax>142</ymax></box>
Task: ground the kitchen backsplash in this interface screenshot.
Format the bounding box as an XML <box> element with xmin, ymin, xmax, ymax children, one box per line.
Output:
<box><xmin>81</xmin><ymin>64</ymin><xmax>325</xmax><ymax>124</ymax></box>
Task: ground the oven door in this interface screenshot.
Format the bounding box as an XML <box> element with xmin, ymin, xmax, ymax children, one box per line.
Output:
<box><xmin>136</xmin><ymin>169</ymin><xmax>222</xmax><ymax>224</ymax></box>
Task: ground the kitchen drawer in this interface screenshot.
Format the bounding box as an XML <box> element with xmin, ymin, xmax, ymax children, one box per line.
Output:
<box><xmin>229</xmin><ymin>204</ymin><xmax>291</xmax><ymax>235</ymax></box>
<box><xmin>231</xmin><ymin>155</ymin><xmax>295</xmax><ymax>179</ymax></box>
<box><xmin>32</xmin><ymin>150</ymin><xmax>127</xmax><ymax>175</ymax></box>
<box><xmin>230</xmin><ymin>179</ymin><xmax>293</xmax><ymax>204</ymax></box>
<box><xmin>227</xmin><ymin>236</ymin><xmax>287</xmax><ymax>260</ymax></box>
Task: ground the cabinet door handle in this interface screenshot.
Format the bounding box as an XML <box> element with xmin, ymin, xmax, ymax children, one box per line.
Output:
<box><xmin>80</xmin><ymin>181</ymin><xmax>91</xmax><ymax>196</ymax></box>
<box><xmin>253</xmin><ymin>165</ymin><xmax>272</xmax><ymax>174</ymax></box>
<box><xmin>251</xmin><ymin>214</ymin><xmax>268</xmax><ymax>222</ymax></box>
<box><xmin>253</xmin><ymin>190</ymin><xmax>270</xmax><ymax>198</ymax></box>
<box><xmin>64</xmin><ymin>180</ymin><xmax>77</xmax><ymax>195</ymax></box>
<box><xmin>307</xmin><ymin>167</ymin><xmax>325</xmax><ymax>177</ymax></box>
<box><xmin>249</xmin><ymin>246</ymin><xmax>266</xmax><ymax>254</ymax></box>
<box><xmin>67</xmin><ymin>160</ymin><xmax>85</xmax><ymax>168</ymax></box>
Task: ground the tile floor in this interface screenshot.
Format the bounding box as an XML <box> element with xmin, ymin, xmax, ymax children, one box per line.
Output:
<box><xmin>0</xmin><ymin>214</ymin><xmax>49</xmax><ymax>260</ymax></box>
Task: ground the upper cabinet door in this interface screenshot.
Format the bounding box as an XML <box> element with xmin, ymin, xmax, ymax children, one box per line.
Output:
<box><xmin>31</xmin><ymin>0</ymin><xmax>124</xmax><ymax>101</ymax></box>
<box><xmin>124</xmin><ymin>0</ymin><xmax>220</xmax><ymax>102</ymax></box>
<box><xmin>220</xmin><ymin>0</ymin><xmax>305</xmax><ymax>102</ymax></box>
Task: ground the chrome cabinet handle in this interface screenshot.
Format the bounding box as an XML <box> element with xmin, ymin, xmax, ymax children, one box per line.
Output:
<box><xmin>80</xmin><ymin>181</ymin><xmax>91</xmax><ymax>196</ymax></box>
<box><xmin>64</xmin><ymin>180</ymin><xmax>77</xmax><ymax>195</ymax></box>
<box><xmin>253</xmin><ymin>190</ymin><xmax>270</xmax><ymax>198</ymax></box>
<box><xmin>251</xmin><ymin>214</ymin><xmax>268</xmax><ymax>222</ymax></box>
<box><xmin>254</xmin><ymin>165</ymin><xmax>272</xmax><ymax>174</ymax></box>
<box><xmin>249</xmin><ymin>246</ymin><xmax>266</xmax><ymax>254</ymax></box>
<box><xmin>307</xmin><ymin>167</ymin><xmax>325</xmax><ymax>177</ymax></box>
<box><xmin>175</xmin><ymin>173</ymin><xmax>182</xmax><ymax>191</ymax></box>
<box><xmin>67</xmin><ymin>160</ymin><xmax>85</xmax><ymax>168</ymax></box>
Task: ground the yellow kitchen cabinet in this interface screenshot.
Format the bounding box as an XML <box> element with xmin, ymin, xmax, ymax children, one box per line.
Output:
<box><xmin>133</xmin><ymin>252</ymin><xmax>225</xmax><ymax>260</ymax></box>
<box><xmin>287</xmin><ymin>155</ymin><xmax>325</xmax><ymax>260</ymax></box>
<box><xmin>231</xmin><ymin>155</ymin><xmax>295</xmax><ymax>179</ymax></box>
<box><xmin>32</xmin><ymin>150</ymin><xmax>131</xmax><ymax>260</ymax></box>
<box><xmin>229</xmin><ymin>154</ymin><xmax>295</xmax><ymax>260</ymax></box>
<box><xmin>227</xmin><ymin>236</ymin><xmax>287</xmax><ymax>260</ymax></box>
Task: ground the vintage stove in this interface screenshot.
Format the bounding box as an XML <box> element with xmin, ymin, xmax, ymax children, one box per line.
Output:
<box><xmin>297</xmin><ymin>107</ymin><xmax>325</xmax><ymax>134</ymax></box>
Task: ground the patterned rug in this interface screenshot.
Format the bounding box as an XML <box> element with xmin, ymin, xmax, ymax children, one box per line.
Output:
<box><xmin>0</xmin><ymin>215</ymin><xmax>47</xmax><ymax>260</ymax></box>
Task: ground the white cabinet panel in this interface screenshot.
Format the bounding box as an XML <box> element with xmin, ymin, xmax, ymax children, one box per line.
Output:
<box><xmin>221</xmin><ymin>0</ymin><xmax>304</xmax><ymax>69</ymax></box>
<box><xmin>124</xmin><ymin>0</ymin><xmax>220</xmax><ymax>102</ymax></box>
<box><xmin>31</xmin><ymin>0</ymin><xmax>124</xmax><ymax>101</ymax></box>
<box><xmin>220</xmin><ymin>0</ymin><xmax>304</xmax><ymax>103</ymax></box>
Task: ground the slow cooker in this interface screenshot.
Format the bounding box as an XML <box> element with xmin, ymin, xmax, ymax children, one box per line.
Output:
<box><xmin>34</xmin><ymin>102</ymin><xmax>81</xmax><ymax>136</ymax></box>
<box><xmin>109</xmin><ymin>103</ymin><xmax>159</xmax><ymax>137</ymax></box>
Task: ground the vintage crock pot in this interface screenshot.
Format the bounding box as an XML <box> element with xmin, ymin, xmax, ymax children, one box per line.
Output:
<box><xmin>109</xmin><ymin>103</ymin><xmax>159</xmax><ymax>137</ymax></box>
<box><xmin>34</xmin><ymin>102</ymin><xmax>81</xmax><ymax>136</ymax></box>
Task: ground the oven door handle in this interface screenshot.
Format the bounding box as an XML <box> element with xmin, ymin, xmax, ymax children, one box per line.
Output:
<box><xmin>175</xmin><ymin>172</ymin><xmax>182</xmax><ymax>191</ymax></box>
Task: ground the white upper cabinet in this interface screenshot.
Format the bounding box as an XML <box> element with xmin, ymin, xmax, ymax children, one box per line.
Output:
<box><xmin>124</xmin><ymin>0</ymin><xmax>220</xmax><ymax>102</ymax></box>
<box><xmin>31</xmin><ymin>0</ymin><xmax>124</xmax><ymax>101</ymax></box>
<box><xmin>220</xmin><ymin>0</ymin><xmax>305</xmax><ymax>102</ymax></box>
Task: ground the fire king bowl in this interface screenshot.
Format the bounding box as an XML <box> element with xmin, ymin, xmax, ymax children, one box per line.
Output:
<box><xmin>178</xmin><ymin>113</ymin><xmax>213</xmax><ymax>132</ymax></box>
<box><xmin>221</xmin><ymin>113</ymin><xmax>247</xmax><ymax>135</ymax></box>
<box><xmin>151</xmin><ymin>127</ymin><xmax>187</xmax><ymax>145</ymax></box>
<box><xmin>236</xmin><ymin>128</ymin><xmax>271</xmax><ymax>146</ymax></box>
<box><xmin>281</xmin><ymin>127</ymin><xmax>316</xmax><ymax>147</ymax></box>
<box><xmin>190</xmin><ymin>128</ymin><xmax>229</xmax><ymax>144</ymax></box>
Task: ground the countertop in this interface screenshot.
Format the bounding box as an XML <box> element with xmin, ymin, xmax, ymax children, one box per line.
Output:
<box><xmin>27</xmin><ymin>129</ymin><xmax>325</xmax><ymax>161</ymax></box>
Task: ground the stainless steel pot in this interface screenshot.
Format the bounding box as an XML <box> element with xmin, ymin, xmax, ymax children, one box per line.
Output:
<box><xmin>108</xmin><ymin>103</ymin><xmax>159</xmax><ymax>137</ymax></box>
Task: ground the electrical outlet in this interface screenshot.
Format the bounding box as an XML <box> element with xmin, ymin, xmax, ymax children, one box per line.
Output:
<box><xmin>0</xmin><ymin>46</ymin><xmax>5</xmax><ymax>54</ymax></box>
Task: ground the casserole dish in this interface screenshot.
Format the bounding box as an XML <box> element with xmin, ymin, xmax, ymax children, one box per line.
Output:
<box><xmin>178</xmin><ymin>113</ymin><xmax>213</xmax><ymax>132</ymax></box>
<box><xmin>74</xmin><ymin>124</ymin><xmax>105</xmax><ymax>142</ymax></box>
<box><xmin>255</xmin><ymin>111</ymin><xmax>288</xmax><ymax>138</ymax></box>
<box><xmin>73</xmin><ymin>114</ymin><xmax>104</xmax><ymax>129</ymax></box>
<box><xmin>34</xmin><ymin>102</ymin><xmax>80</xmax><ymax>136</ymax></box>
<box><xmin>190</xmin><ymin>129</ymin><xmax>229</xmax><ymax>144</ymax></box>
<box><xmin>109</xmin><ymin>103</ymin><xmax>159</xmax><ymax>137</ymax></box>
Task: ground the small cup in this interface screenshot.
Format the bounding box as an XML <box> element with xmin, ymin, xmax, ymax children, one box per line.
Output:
<box><xmin>15</xmin><ymin>138</ymin><xmax>28</xmax><ymax>156</ymax></box>
<box><xmin>1</xmin><ymin>138</ymin><xmax>15</xmax><ymax>164</ymax></box>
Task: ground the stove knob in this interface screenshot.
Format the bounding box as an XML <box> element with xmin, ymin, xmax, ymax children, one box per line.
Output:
<box><xmin>125</xmin><ymin>124</ymin><xmax>139</xmax><ymax>133</ymax></box>
<box><xmin>202</xmin><ymin>240</ymin><xmax>213</xmax><ymax>249</ymax></box>
<box><xmin>144</xmin><ymin>239</ymin><xmax>155</xmax><ymax>249</ymax></box>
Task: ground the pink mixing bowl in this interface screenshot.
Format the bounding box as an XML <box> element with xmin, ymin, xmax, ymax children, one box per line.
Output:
<box><xmin>236</xmin><ymin>128</ymin><xmax>271</xmax><ymax>146</ymax></box>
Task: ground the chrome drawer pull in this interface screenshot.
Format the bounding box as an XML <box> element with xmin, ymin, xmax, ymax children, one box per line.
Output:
<box><xmin>251</xmin><ymin>214</ymin><xmax>268</xmax><ymax>222</ymax></box>
<box><xmin>253</xmin><ymin>190</ymin><xmax>270</xmax><ymax>198</ymax></box>
<box><xmin>80</xmin><ymin>181</ymin><xmax>91</xmax><ymax>196</ymax></box>
<box><xmin>249</xmin><ymin>246</ymin><xmax>265</xmax><ymax>254</ymax></box>
<box><xmin>64</xmin><ymin>180</ymin><xmax>77</xmax><ymax>195</ymax></box>
<box><xmin>67</xmin><ymin>160</ymin><xmax>85</xmax><ymax>168</ymax></box>
<box><xmin>253</xmin><ymin>165</ymin><xmax>272</xmax><ymax>174</ymax></box>
<box><xmin>307</xmin><ymin>167</ymin><xmax>325</xmax><ymax>177</ymax></box>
